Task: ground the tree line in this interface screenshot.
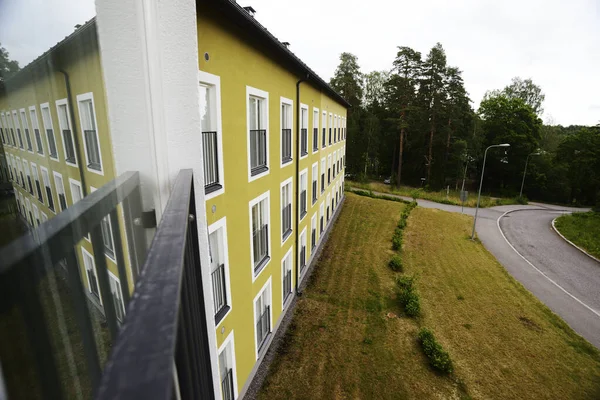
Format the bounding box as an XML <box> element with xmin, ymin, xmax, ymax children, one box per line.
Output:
<box><xmin>330</xmin><ymin>45</ymin><xmax>600</xmax><ymax>207</ymax></box>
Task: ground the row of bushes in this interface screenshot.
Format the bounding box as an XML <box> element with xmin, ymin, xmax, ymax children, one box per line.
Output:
<box><xmin>397</xmin><ymin>275</ymin><xmax>420</xmax><ymax>317</ymax></box>
<box><xmin>347</xmin><ymin>188</ymin><xmax>411</xmax><ymax>205</ymax></box>
<box><xmin>418</xmin><ymin>328</ymin><xmax>454</xmax><ymax>374</ymax></box>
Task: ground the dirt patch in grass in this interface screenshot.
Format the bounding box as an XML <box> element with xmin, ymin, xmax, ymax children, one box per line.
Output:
<box><xmin>554</xmin><ymin>211</ymin><xmax>600</xmax><ymax>260</ymax></box>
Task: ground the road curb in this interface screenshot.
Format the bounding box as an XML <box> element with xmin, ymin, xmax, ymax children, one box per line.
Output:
<box><xmin>551</xmin><ymin>217</ymin><xmax>600</xmax><ymax>265</ymax></box>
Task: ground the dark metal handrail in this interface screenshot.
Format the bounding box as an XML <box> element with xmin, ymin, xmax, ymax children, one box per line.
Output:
<box><xmin>96</xmin><ymin>169</ymin><xmax>214</xmax><ymax>399</ymax></box>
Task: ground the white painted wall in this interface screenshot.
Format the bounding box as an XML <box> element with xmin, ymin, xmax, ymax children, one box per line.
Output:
<box><xmin>95</xmin><ymin>0</ymin><xmax>220</xmax><ymax>396</ymax></box>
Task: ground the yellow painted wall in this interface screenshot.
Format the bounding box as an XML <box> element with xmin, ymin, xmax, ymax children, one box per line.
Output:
<box><xmin>197</xmin><ymin>5</ymin><xmax>347</xmax><ymax>394</ymax></box>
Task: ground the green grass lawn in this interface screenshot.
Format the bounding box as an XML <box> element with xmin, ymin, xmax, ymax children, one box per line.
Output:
<box><xmin>554</xmin><ymin>211</ymin><xmax>600</xmax><ymax>260</ymax></box>
<box><xmin>346</xmin><ymin>180</ymin><xmax>519</xmax><ymax>208</ymax></box>
<box><xmin>259</xmin><ymin>193</ymin><xmax>600</xmax><ymax>399</ymax></box>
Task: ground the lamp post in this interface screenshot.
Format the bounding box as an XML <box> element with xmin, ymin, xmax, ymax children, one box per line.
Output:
<box><xmin>471</xmin><ymin>143</ymin><xmax>511</xmax><ymax>240</ymax></box>
<box><xmin>519</xmin><ymin>151</ymin><xmax>541</xmax><ymax>199</ymax></box>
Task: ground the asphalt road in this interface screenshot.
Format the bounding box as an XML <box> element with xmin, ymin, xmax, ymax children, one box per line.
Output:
<box><xmin>351</xmin><ymin>188</ymin><xmax>600</xmax><ymax>348</ymax></box>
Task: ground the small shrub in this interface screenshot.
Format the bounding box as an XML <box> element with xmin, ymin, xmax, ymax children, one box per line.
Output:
<box><xmin>405</xmin><ymin>295</ymin><xmax>420</xmax><ymax>317</ymax></box>
<box><xmin>411</xmin><ymin>189</ymin><xmax>422</xmax><ymax>201</ymax></box>
<box><xmin>396</xmin><ymin>275</ymin><xmax>420</xmax><ymax>317</ymax></box>
<box><xmin>397</xmin><ymin>218</ymin><xmax>407</xmax><ymax>229</ymax></box>
<box><xmin>515</xmin><ymin>195</ymin><xmax>528</xmax><ymax>205</ymax></box>
<box><xmin>392</xmin><ymin>233</ymin><xmax>403</xmax><ymax>250</ymax></box>
<box><xmin>418</xmin><ymin>328</ymin><xmax>453</xmax><ymax>374</ymax></box>
<box><xmin>389</xmin><ymin>255</ymin><xmax>403</xmax><ymax>272</ymax></box>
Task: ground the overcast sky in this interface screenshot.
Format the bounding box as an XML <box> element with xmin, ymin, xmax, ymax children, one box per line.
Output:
<box><xmin>1</xmin><ymin>0</ymin><xmax>598</xmax><ymax>126</ymax></box>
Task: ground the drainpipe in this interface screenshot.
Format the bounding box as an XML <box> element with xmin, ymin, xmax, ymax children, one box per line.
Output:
<box><xmin>294</xmin><ymin>74</ymin><xmax>308</xmax><ymax>294</ymax></box>
<box><xmin>59</xmin><ymin>69</ymin><xmax>88</xmax><ymax>196</ymax></box>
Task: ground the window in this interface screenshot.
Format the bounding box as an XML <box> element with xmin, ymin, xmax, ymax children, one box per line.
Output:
<box><xmin>282</xmin><ymin>247</ymin><xmax>293</xmax><ymax>307</ymax></box>
<box><xmin>200</xmin><ymin>72</ymin><xmax>224</xmax><ymax>197</ymax></box>
<box><xmin>254</xmin><ymin>278</ymin><xmax>272</xmax><ymax>357</ymax></box>
<box><xmin>280</xmin><ymin>97</ymin><xmax>293</xmax><ymax>165</ymax></box>
<box><xmin>15</xmin><ymin>157</ymin><xmax>24</xmax><ymax>188</ymax></box>
<box><xmin>25</xmin><ymin>198</ymin><xmax>33</xmax><ymax>226</ymax></box>
<box><xmin>334</xmin><ymin>115</ymin><xmax>337</xmax><ymax>143</ymax></box>
<box><xmin>13</xmin><ymin>111</ymin><xmax>23</xmax><ymax>149</ymax></box>
<box><xmin>247</xmin><ymin>87</ymin><xmax>269</xmax><ymax>180</ymax></box>
<box><xmin>77</xmin><ymin>93</ymin><xmax>102</xmax><ymax>172</ymax></box>
<box><xmin>209</xmin><ymin>218</ymin><xmax>231</xmax><ymax>324</ymax></box>
<box><xmin>311</xmin><ymin>213</ymin><xmax>317</xmax><ymax>251</ymax></box>
<box><xmin>108</xmin><ymin>272</ymin><xmax>126</xmax><ymax>323</ymax></box>
<box><xmin>329</xmin><ymin>113</ymin><xmax>332</xmax><ymax>145</ymax></box>
<box><xmin>218</xmin><ymin>333</ymin><xmax>237</xmax><ymax>400</ymax></box>
<box><xmin>326</xmin><ymin>194</ymin><xmax>331</xmax><ymax>223</ymax></box>
<box><xmin>101</xmin><ymin>217</ymin><xmax>116</xmax><ymax>260</ymax></box>
<box><xmin>250</xmin><ymin>192</ymin><xmax>270</xmax><ymax>277</ymax></box>
<box><xmin>312</xmin><ymin>108</ymin><xmax>319</xmax><ymax>152</ymax></box>
<box><xmin>5</xmin><ymin>112</ymin><xmax>16</xmax><ymax>147</ymax></box>
<box><xmin>333</xmin><ymin>153</ymin><xmax>336</xmax><ymax>178</ymax></box>
<box><xmin>312</xmin><ymin>162</ymin><xmax>318</xmax><ymax>205</ymax></box>
<box><xmin>82</xmin><ymin>248</ymin><xmax>100</xmax><ymax>301</ymax></box>
<box><xmin>40</xmin><ymin>167</ymin><xmax>54</xmax><ymax>212</ymax></box>
<box><xmin>300</xmin><ymin>104</ymin><xmax>308</xmax><ymax>157</ymax></box>
<box><xmin>19</xmin><ymin>193</ymin><xmax>25</xmax><ymax>218</ymax></box>
<box><xmin>53</xmin><ymin>172</ymin><xmax>67</xmax><ymax>212</ymax></box>
<box><xmin>22</xmin><ymin>160</ymin><xmax>33</xmax><ymax>195</ymax></box>
<box><xmin>10</xmin><ymin>155</ymin><xmax>17</xmax><ymax>184</ymax></box>
<box><xmin>281</xmin><ymin>178</ymin><xmax>292</xmax><ymax>242</ymax></box>
<box><xmin>327</xmin><ymin>154</ymin><xmax>332</xmax><ymax>185</ymax></box>
<box><xmin>56</xmin><ymin>99</ymin><xmax>77</xmax><ymax>165</ymax></box>
<box><xmin>41</xmin><ymin>211</ymin><xmax>48</xmax><ymax>222</ymax></box>
<box><xmin>299</xmin><ymin>228</ymin><xmax>307</xmax><ymax>274</ymax></box>
<box><xmin>20</xmin><ymin>109</ymin><xmax>33</xmax><ymax>152</ymax></box>
<box><xmin>70</xmin><ymin>179</ymin><xmax>84</xmax><ymax>204</ymax></box>
<box><xmin>299</xmin><ymin>169</ymin><xmax>307</xmax><ymax>220</ymax></box>
<box><xmin>29</xmin><ymin>106</ymin><xmax>44</xmax><ymax>155</ymax></box>
<box><xmin>320</xmin><ymin>158</ymin><xmax>325</xmax><ymax>193</ymax></box>
<box><xmin>40</xmin><ymin>103</ymin><xmax>59</xmax><ymax>160</ymax></box>
<box><xmin>0</xmin><ymin>112</ymin><xmax>5</xmax><ymax>145</ymax></box>
<box><xmin>32</xmin><ymin>204</ymin><xmax>40</xmax><ymax>226</ymax></box>
<box><xmin>321</xmin><ymin>111</ymin><xmax>326</xmax><ymax>148</ymax></box>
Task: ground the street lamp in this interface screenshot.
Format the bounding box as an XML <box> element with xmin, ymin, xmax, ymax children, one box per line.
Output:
<box><xmin>471</xmin><ymin>143</ymin><xmax>511</xmax><ymax>240</ymax></box>
<box><xmin>519</xmin><ymin>151</ymin><xmax>541</xmax><ymax>198</ymax></box>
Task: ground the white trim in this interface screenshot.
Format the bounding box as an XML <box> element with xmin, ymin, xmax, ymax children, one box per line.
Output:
<box><xmin>69</xmin><ymin>178</ymin><xmax>84</xmax><ymax>204</ymax></box>
<box><xmin>281</xmin><ymin>245</ymin><xmax>294</xmax><ymax>309</ymax></box>
<box><xmin>28</xmin><ymin>106</ymin><xmax>44</xmax><ymax>156</ymax></box>
<box><xmin>76</xmin><ymin>92</ymin><xmax>104</xmax><ymax>175</ymax></box>
<box><xmin>199</xmin><ymin>70</ymin><xmax>225</xmax><ymax>200</ymax></box>
<box><xmin>280</xmin><ymin>96</ymin><xmax>294</xmax><ymax>168</ymax></box>
<box><xmin>249</xmin><ymin>190</ymin><xmax>271</xmax><ymax>282</ymax></box>
<box><xmin>208</xmin><ymin>216</ymin><xmax>233</xmax><ymax>324</ymax></box>
<box><xmin>40</xmin><ymin>102</ymin><xmax>59</xmax><ymax>161</ymax></box>
<box><xmin>52</xmin><ymin>171</ymin><xmax>67</xmax><ymax>212</ymax></box>
<box><xmin>32</xmin><ymin>203</ymin><xmax>40</xmax><ymax>226</ymax></box>
<box><xmin>253</xmin><ymin>276</ymin><xmax>272</xmax><ymax>360</ymax></box>
<box><xmin>280</xmin><ymin>176</ymin><xmax>293</xmax><ymax>246</ymax></box>
<box><xmin>107</xmin><ymin>270</ymin><xmax>126</xmax><ymax>322</ymax></box>
<box><xmin>217</xmin><ymin>330</ymin><xmax>239</xmax><ymax>400</ymax></box>
<box><xmin>299</xmin><ymin>167</ymin><xmax>308</xmax><ymax>221</ymax></box>
<box><xmin>39</xmin><ymin>166</ymin><xmax>55</xmax><ymax>213</ymax></box>
<box><xmin>19</xmin><ymin>108</ymin><xmax>34</xmax><ymax>154</ymax></box>
<box><xmin>312</xmin><ymin>107</ymin><xmax>319</xmax><ymax>154</ymax></box>
<box><xmin>299</xmin><ymin>103</ymin><xmax>309</xmax><ymax>160</ymax></box>
<box><xmin>81</xmin><ymin>246</ymin><xmax>102</xmax><ymax>305</ymax></box>
<box><xmin>246</xmin><ymin>86</ymin><xmax>270</xmax><ymax>182</ymax></box>
<box><xmin>321</xmin><ymin>111</ymin><xmax>327</xmax><ymax>149</ymax></box>
<box><xmin>55</xmin><ymin>98</ymin><xmax>78</xmax><ymax>167</ymax></box>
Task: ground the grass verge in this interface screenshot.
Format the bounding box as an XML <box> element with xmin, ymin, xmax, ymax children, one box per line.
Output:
<box><xmin>347</xmin><ymin>180</ymin><xmax>519</xmax><ymax>208</ymax></box>
<box><xmin>554</xmin><ymin>212</ymin><xmax>600</xmax><ymax>260</ymax></box>
<box><xmin>258</xmin><ymin>193</ymin><xmax>600</xmax><ymax>400</ymax></box>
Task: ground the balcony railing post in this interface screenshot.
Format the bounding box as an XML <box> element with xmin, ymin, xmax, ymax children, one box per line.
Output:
<box><xmin>122</xmin><ymin>183</ymin><xmax>146</xmax><ymax>281</ymax></box>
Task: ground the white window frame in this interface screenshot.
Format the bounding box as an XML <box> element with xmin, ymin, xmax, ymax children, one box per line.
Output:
<box><xmin>299</xmin><ymin>168</ymin><xmax>308</xmax><ymax>221</ymax></box>
<box><xmin>249</xmin><ymin>190</ymin><xmax>271</xmax><ymax>282</ymax></box>
<box><xmin>25</xmin><ymin>197</ymin><xmax>32</xmax><ymax>225</ymax></box>
<box><xmin>208</xmin><ymin>216</ymin><xmax>232</xmax><ymax>324</ymax></box>
<box><xmin>311</xmin><ymin>161</ymin><xmax>318</xmax><ymax>205</ymax></box>
<box><xmin>12</xmin><ymin>110</ymin><xmax>23</xmax><ymax>150</ymax></box>
<box><xmin>312</xmin><ymin>107</ymin><xmax>319</xmax><ymax>154</ymax></box>
<box><xmin>299</xmin><ymin>227</ymin><xmax>307</xmax><ymax>276</ymax></box>
<box><xmin>32</xmin><ymin>203</ymin><xmax>40</xmax><ymax>226</ymax></box>
<box><xmin>53</xmin><ymin>171</ymin><xmax>67</xmax><ymax>212</ymax></box>
<box><xmin>107</xmin><ymin>270</ymin><xmax>127</xmax><ymax>323</ymax></box>
<box><xmin>19</xmin><ymin>193</ymin><xmax>25</xmax><ymax>217</ymax></box>
<box><xmin>30</xmin><ymin>162</ymin><xmax>43</xmax><ymax>204</ymax></box>
<box><xmin>22</xmin><ymin>160</ymin><xmax>32</xmax><ymax>194</ymax></box>
<box><xmin>29</xmin><ymin>106</ymin><xmax>44</xmax><ymax>155</ymax></box>
<box><xmin>40</xmin><ymin>166</ymin><xmax>54</xmax><ymax>213</ymax></box>
<box><xmin>56</xmin><ymin>98</ymin><xmax>78</xmax><ymax>167</ymax></box>
<box><xmin>327</xmin><ymin>154</ymin><xmax>332</xmax><ymax>186</ymax></box>
<box><xmin>281</xmin><ymin>246</ymin><xmax>294</xmax><ymax>309</ymax></box>
<box><xmin>69</xmin><ymin>178</ymin><xmax>84</xmax><ymax>204</ymax></box>
<box><xmin>82</xmin><ymin>247</ymin><xmax>102</xmax><ymax>304</ymax></box>
<box><xmin>321</xmin><ymin>111</ymin><xmax>327</xmax><ymax>149</ymax></box>
<box><xmin>76</xmin><ymin>92</ymin><xmax>104</xmax><ymax>175</ymax></box>
<box><xmin>253</xmin><ymin>277</ymin><xmax>272</xmax><ymax>359</ymax></box>
<box><xmin>0</xmin><ymin>111</ymin><xmax>5</xmax><ymax>146</ymax></box>
<box><xmin>199</xmin><ymin>70</ymin><xmax>225</xmax><ymax>200</ymax></box>
<box><xmin>311</xmin><ymin>213</ymin><xmax>317</xmax><ymax>254</ymax></box>
<box><xmin>40</xmin><ymin>102</ymin><xmax>59</xmax><ymax>161</ymax></box>
<box><xmin>334</xmin><ymin>114</ymin><xmax>338</xmax><ymax>143</ymax></box>
<box><xmin>280</xmin><ymin>96</ymin><xmax>294</xmax><ymax>168</ymax></box>
<box><xmin>41</xmin><ymin>211</ymin><xmax>48</xmax><ymax>222</ymax></box>
<box><xmin>299</xmin><ymin>103</ymin><xmax>308</xmax><ymax>160</ymax></box>
<box><xmin>328</xmin><ymin>113</ymin><xmax>333</xmax><ymax>146</ymax></box>
<box><xmin>280</xmin><ymin>177</ymin><xmax>293</xmax><ymax>245</ymax></box>
<box><xmin>320</xmin><ymin>157</ymin><xmax>326</xmax><ymax>193</ymax></box>
<box><xmin>20</xmin><ymin>108</ymin><xmax>34</xmax><ymax>154</ymax></box>
<box><xmin>246</xmin><ymin>86</ymin><xmax>270</xmax><ymax>182</ymax></box>
<box><xmin>217</xmin><ymin>331</ymin><xmax>239</xmax><ymax>400</ymax></box>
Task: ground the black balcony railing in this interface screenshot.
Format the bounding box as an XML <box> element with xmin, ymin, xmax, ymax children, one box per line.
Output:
<box><xmin>253</xmin><ymin>223</ymin><xmax>269</xmax><ymax>272</ymax></box>
<box><xmin>313</xmin><ymin>128</ymin><xmax>318</xmax><ymax>151</ymax></box>
<box><xmin>334</xmin><ymin>127</ymin><xmax>337</xmax><ymax>143</ymax></box>
<box><xmin>212</xmin><ymin>262</ymin><xmax>229</xmax><ymax>322</ymax></box>
<box><xmin>25</xmin><ymin>129</ymin><xmax>33</xmax><ymax>151</ymax></box>
<box><xmin>282</xmin><ymin>203</ymin><xmax>292</xmax><ymax>240</ymax></box>
<box><xmin>63</xmin><ymin>130</ymin><xmax>76</xmax><ymax>163</ymax></box>
<box><xmin>47</xmin><ymin>129</ymin><xmax>58</xmax><ymax>158</ymax></box>
<box><xmin>58</xmin><ymin>193</ymin><xmax>67</xmax><ymax>211</ymax></box>
<box><xmin>17</xmin><ymin>128</ymin><xmax>23</xmax><ymax>148</ymax></box>
<box><xmin>320</xmin><ymin>216</ymin><xmax>324</xmax><ymax>234</ymax></box>
<box><xmin>300</xmin><ymin>245</ymin><xmax>306</xmax><ymax>272</ymax></box>
<box><xmin>312</xmin><ymin>180</ymin><xmax>317</xmax><ymax>204</ymax></box>
<box><xmin>250</xmin><ymin>129</ymin><xmax>267</xmax><ymax>175</ymax></box>
<box><xmin>84</xmin><ymin>130</ymin><xmax>102</xmax><ymax>171</ymax></box>
<box><xmin>329</xmin><ymin>128</ymin><xmax>332</xmax><ymax>145</ymax></box>
<box><xmin>281</xmin><ymin>128</ymin><xmax>292</xmax><ymax>163</ymax></box>
<box><xmin>27</xmin><ymin>176</ymin><xmax>33</xmax><ymax>195</ymax></box>
<box><xmin>0</xmin><ymin>170</ymin><xmax>147</xmax><ymax>399</ymax></box>
<box><xmin>45</xmin><ymin>186</ymin><xmax>54</xmax><ymax>211</ymax></box>
<box><xmin>202</xmin><ymin>131</ymin><xmax>221</xmax><ymax>192</ymax></box>
<box><xmin>311</xmin><ymin>228</ymin><xmax>316</xmax><ymax>251</ymax></box>
<box><xmin>34</xmin><ymin>128</ymin><xmax>43</xmax><ymax>154</ymax></box>
<box><xmin>300</xmin><ymin>190</ymin><xmax>307</xmax><ymax>218</ymax></box>
<box><xmin>321</xmin><ymin>174</ymin><xmax>325</xmax><ymax>193</ymax></box>
<box><xmin>97</xmin><ymin>169</ymin><xmax>214</xmax><ymax>399</ymax></box>
<box><xmin>256</xmin><ymin>305</ymin><xmax>271</xmax><ymax>352</ymax></box>
<box><xmin>221</xmin><ymin>368</ymin><xmax>235</xmax><ymax>400</ymax></box>
<box><xmin>300</xmin><ymin>128</ymin><xmax>308</xmax><ymax>156</ymax></box>
<box><xmin>283</xmin><ymin>268</ymin><xmax>292</xmax><ymax>303</ymax></box>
